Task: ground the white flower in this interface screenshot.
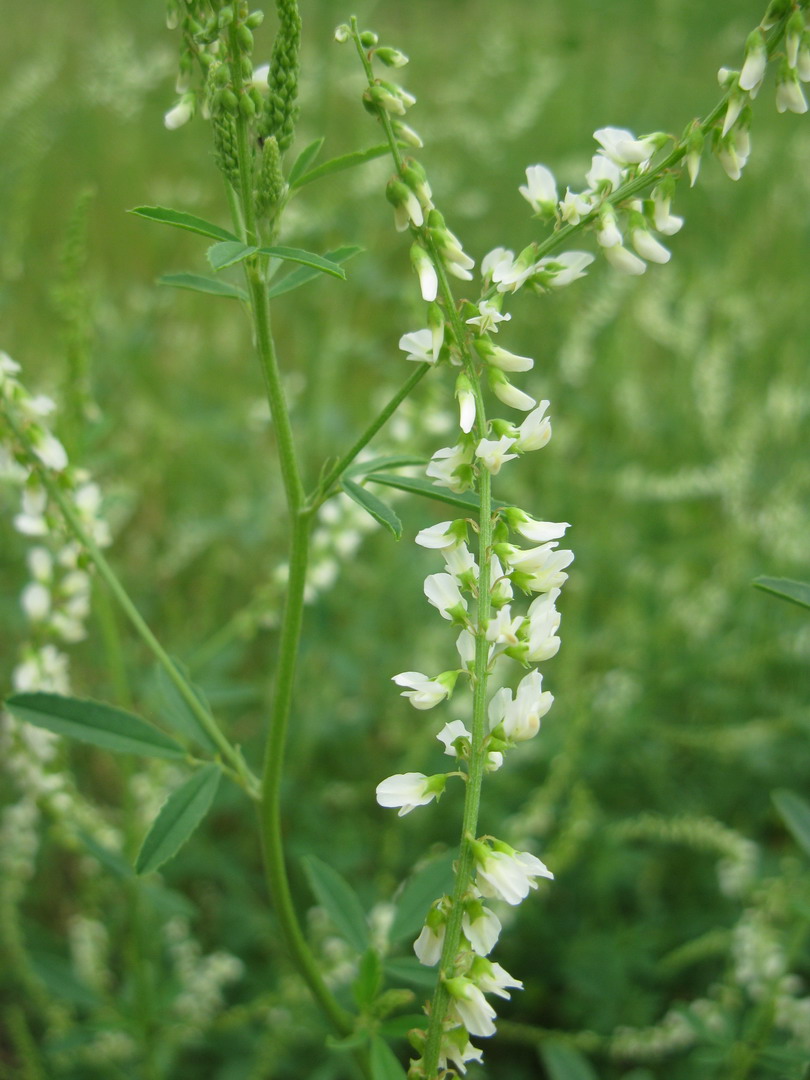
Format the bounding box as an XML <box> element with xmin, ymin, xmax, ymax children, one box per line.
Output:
<box><xmin>164</xmin><ymin>96</ymin><xmax>194</xmax><ymax>130</ymax></box>
<box><xmin>415</xmin><ymin>521</ymin><xmax>459</xmax><ymax>549</ymax></box>
<box><xmin>31</xmin><ymin>430</ymin><xmax>68</xmax><ymax>471</ymax></box>
<box><xmin>519</xmin><ymin>164</ymin><xmax>558</xmax><ymax>214</ymax></box>
<box><xmin>481</xmin><ymin>247</ymin><xmax>514</xmax><ymax>281</ymax></box>
<box><xmin>392</xmin><ymin>671</ymin><xmax>449</xmax><ymax>710</ymax></box>
<box><xmin>585</xmin><ymin>153</ymin><xmax>623</xmax><ymax>192</ymax></box>
<box><xmin>559</xmin><ymin>188</ymin><xmax>593</xmax><ymax>225</ymax></box>
<box><xmin>399</xmin><ymin>328</ymin><xmax>438</xmax><ymax>364</ymax></box>
<box><xmin>443</xmin><ymin>541</ymin><xmax>477</xmax><ymax>584</ymax></box>
<box><xmin>27</xmin><ymin>546</ymin><xmax>53</xmax><ymax>582</ymax></box>
<box><xmin>507</xmin><ymin>542</ymin><xmax>575</xmax><ymax>592</ymax></box>
<box><xmin>491</xmin><ymin>670</ymin><xmax>553</xmax><ymax>741</ymax></box>
<box><xmin>594</xmin><ymin>125</ymin><xmax>659</xmax><ymax>166</ymax></box>
<box><xmin>413</xmin><ymin>921</ymin><xmax>445</xmax><ymax>966</ymax></box>
<box><xmin>483</xmin><ymin>247</ymin><xmax>536</xmax><ymax>293</ymax></box>
<box><xmin>440</xmin><ymin>1031</ymin><xmax>484</xmax><ymax>1076</ymax></box>
<box><xmin>631</xmin><ymin>228</ymin><xmax>671</xmax><ymax>264</ymax></box>
<box><xmin>466</xmin><ymin>301</ymin><xmax>511</xmax><ymax>334</ymax></box>
<box><xmin>515</xmin><ymin>401</ymin><xmax>551</xmax><ymax>452</ymax></box>
<box><xmin>388</xmin><ymin>180</ymin><xmax>424</xmax><ymax>231</ymax></box>
<box><xmin>437</xmin><ymin>719</ymin><xmax>471</xmax><ymax>757</ymax></box>
<box><xmin>425</xmin><ymin>443</ymin><xmax>473</xmax><ymax>493</ymax></box>
<box><xmin>524</xmin><ymin>589</ymin><xmax>562</xmax><ymax>662</ymax></box>
<box><xmin>603</xmin><ymin>244</ymin><xmax>647</xmax><ymax>275</ymax></box>
<box><xmin>471</xmin><ymin>957</ymin><xmax>524</xmax><ymax>999</ymax></box>
<box><xmin>595</xmin><ymin>206</ymin><xmax>622</xmax><ymax>249</ymax></box>
<box><xmin>458</xmin><ymin>385</ymin><xmax>476</xmax><ymax>433</ymax></box>
<box><xmin>475</xmin><ymin>436</ymin><xmax>518</xmax><ymax>475</ymax></box>
<box><xmin>446</xmin><ymin>978</ymin><xmax>497</xmax><ymax>1037</ymax></box>
<box><xmin>410</xmin><ymin>245</ymin><xmax>438</xmax><ymax>301</ymax></box>
<box><xmin>489</xmin><ymin>554</ymin><xmax>513</xmax><ymax>605</ymax></box>
<box><xmin>462</xmin><ymin>900</ymin><xmax>502</xmax><ymax>956</ymax></box>
<box><xmin>0</xmin><ymin>350</ymin><xmax>21</xmax><ymax>384</ymax></box>
<box><xmin>514</xmin><ymin>517</ymin><xmax>569</xmax><ymax>543</ymax></box>
<box><xmin>456</xmin><ymin>629</ymin><xmax>476</xmax><ymax>668</ymax></box>
<box><xmin>375</xmin><ymin>772</ymin><xmax>444</xmax><ymax>816</ymax></box>
<box><xmin>14</xmin><ymin>486</ymin><xmax>49</xmax><ymax>536</ymax></box>
<box><xmin>491</xmin><ymin>377</ymin><xmax>536</xmax><ymax>412</ymax></box>
<box><xmin>651</xmin><ymin>189</ymin><xmax>684</xmax><ymax>235</ymax></box>
<box><xmin>424</xmin><ymin>573</ymin><xmax>467</xmax><ymax>620</ymax></box>
<box><xmin>716</xmin><ymin>130</ymin><xmax>750</xmax><ymax>181</ymax></box>
<box><xmin>739</xmin><ymin>29</ymin><xmax>767</xmax><ymax>94</ymax></box>
<box><xmin>538</xmin><ymin>251</ymin><xmax>595</xmax><ymax>289</ymax></box>
<box><xmin>20</xmin><ymin>582</ymin><xmax>51</xmax><ymax>622</ymax></box>
<box><xmin>473</xmin><ymin>842</ymin><xmax>554</xmax><ymax>905</ymax></box>
<box><xmin>479</xmin><ymin>342</ymin><xmax>534</xmax><ymax>373</ymax></box>
<box><xmin>485</xmin><ymin>606</ymin><xmax>523</xmax><ymax>647</ymax></box>
<box><xmin>776</xmin><ymin>68</ymin><xmax>808</xmax><ymax>114</ymax></box>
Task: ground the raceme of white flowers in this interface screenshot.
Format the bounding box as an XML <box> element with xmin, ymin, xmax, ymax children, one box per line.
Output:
<box><xmin>1</xmin><ymin>353</ymin><xmax>246</xmax><ymax>1068</ymax></box>
<box><xmin>345</xmin><ymin>5</ymin><xmax>810</xmax><ymax>1072</ymax></box>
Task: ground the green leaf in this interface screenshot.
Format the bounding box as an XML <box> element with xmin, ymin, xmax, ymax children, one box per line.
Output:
<box><xmin>77</xmin><ymin>830</ymin><xmax>135</xmax><ymax>880</ymax></box>
<box><xmin>389</xmin><ymin>852</ymin><xmax>455</xmax><ymax>944</ymax></box>
<box><xmin>135</xmin><ymin>764</ymin><xmax>221</xmax><ymax>875</ymax></box>
<box><xmin>539</xmin><ymin>1040</ymin><xmax>599</xmax><ymax>1080</ymax></box>
<box><xmin>258</xmin><ymin>245</ymin><xmax>346</xmax><ymax>279</ymax></box>
<box><xmin>128</xmin><ymin>206</ymin><xmax>239</xmax><ymax>243</ymax></box>
<box><xmin>207</xmin><ymin>241</ymin><xmax>258</xmax><ymax>271</ymax></box>
<box><xmin>383</xmin><ymin>957</ymin><xmax>437</xmax><ymax>990</ymax></box>
<box><xmin>365</xmin><ymin>472</ymin><xmax>510</xmax><ymax>514</ymax></box>
<box><xmin>157</xmin><ymin>272</ymin><xmax>248</xmax><ymax>301</ymax></box>
<box><xmin>370</xmin><ymin>1036</ymin><xmax>408</xmax><ymax>1080</ymax></box>
<box><xmin>773</xmin><ymin>790</ymin><xmax>810</xmax><ymax>859</ymax></box>
<box><xmin>29</xmin><ymin>952</ymin><xmax>100</xmax><ymax>1010</ymax></box>
<box><xmin>152</xmin><ymin>662</ymin><xmax>218</xmax><ymax>753</ymax></box>
<box><xmin>301</xmin><ymin>854</ymin><xmax>369</xmax><ymax>954</ymax></box>
<box><xmin>341</xmin><ymin>479</ymin><xmax>402</xmax><ymax>539</ymax></box>
<box><xmin>287</xmin><ymin>136</ymin><xmax>325</xmax><ymax>186</ymax></box>
<box><xmin>265</xmin><ymin>245</ymin><xmax>362</xmax><ymax>300</ymax></box>
<box><xmin>754</xmin><ymin>576</ymin><xmax>810</xmax><ymax>612</ymax></box>
<box><xmin>5</xmin><ymin>692</ymin><xmax>186</xmax><ymax>760</ymax></box>
<box><xmin>378</xmin><ymin>1015</ymin><xmax>428</xmax><ymax>1040</ymax></box>
<box><xmin>353</xmin><ymin>948</ymin><xmax>382</xmax><ymax>1009</ymax></box>
<box><xmin>292</xmin><ymin>143</ymin><xmax>393</xmax><ymax>189</ymax></box>
<box><xmin>344</xmin><ymin>455</ymin><xmax>426</xmax><ymax>479</ymax></box>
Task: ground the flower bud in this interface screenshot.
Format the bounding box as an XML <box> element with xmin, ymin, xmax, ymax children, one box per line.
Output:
<box><xmin>410</xmin><ymin>244</ymin><xmax>438</xmax><ymax>302</ymax></box>
<box><xmin>375</xmin><ymin>46</ymin><xmax>409</xmax><ymax>68</ymax></box>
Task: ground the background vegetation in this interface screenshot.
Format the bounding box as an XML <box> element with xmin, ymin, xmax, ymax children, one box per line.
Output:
<box><xmin>1</xmin><ymin>1</ymin><xmax>809</xmax><ymax>1077</ymax></box>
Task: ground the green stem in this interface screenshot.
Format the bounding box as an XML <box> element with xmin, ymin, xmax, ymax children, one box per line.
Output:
<box><xmin>350</xmin><ymin>23</ymin><xmax>501</xmax><ymax>1072</ymax></box>
<box><xmin>422</xmin><ymin>259</ymin><xmax>494</xmax><ymax>1077</ymax></box>
<box><xmin>1</xmin><ymin>411</ymin><xmax>258</xmax><ymax>799</ymax></box>
<box><xmin>309</xmin><ymin>360</ymin><xmax>432</xmax><ymax>508</ymax></box>
<box><xmin>225</xmin><ymin>83</ymin><xmax>357</xmax><ymax>1041</ymax></box>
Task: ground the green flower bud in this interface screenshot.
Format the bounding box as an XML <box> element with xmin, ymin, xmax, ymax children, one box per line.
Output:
<box><xmin>359</xmin><ymin>30</ymin><xmax>379</xmax><ymax>47</ymax></box>
<box><xmin>374</xmin><ymin>46</ymin><xmax>409</xmax><ymax>68</ymax></box>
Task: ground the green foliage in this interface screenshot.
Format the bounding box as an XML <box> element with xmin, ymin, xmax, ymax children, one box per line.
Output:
<box><xmin>135</xmin><ymin>763</ymin><xmax>222</xmax><ymax>874</ymax></box>
<box><xmin>5</xmin><ymin>692</ymin><xmax>187</xmax><ymax>759</ymax></box>
<box><xmin>1</xmin><ymin>2</ymin><xmax>810</xmax><ymax>1079</ymax></box>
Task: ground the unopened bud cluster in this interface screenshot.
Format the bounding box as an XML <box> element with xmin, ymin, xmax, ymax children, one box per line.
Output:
<box><xmin>164</xmin><ymin>1</ymin><xmax>300</xmax><ymax>222</ymax></box>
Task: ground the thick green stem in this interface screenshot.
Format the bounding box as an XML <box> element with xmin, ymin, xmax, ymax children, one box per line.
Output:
<box><xmin>228</xmin><ymin>99</ymin><xmax>356</xmax><ymax>1037</ymax></box>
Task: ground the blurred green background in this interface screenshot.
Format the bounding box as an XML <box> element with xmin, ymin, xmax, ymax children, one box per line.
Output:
<box><xmin>2</xmin><ymin>1</ymin><xmax>810</xmax><ymax>1078</ymax></box>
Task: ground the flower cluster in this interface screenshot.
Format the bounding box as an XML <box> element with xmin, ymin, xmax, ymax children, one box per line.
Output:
<box><xmin>344</xmin><ymin>30</ymin><xmax>574</xmax><ymax>1073</ymax></box>
<box><xmin>507</xmin><ymin>5</ymin><xmax>810</xmax><ymax>287</ymax></box>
